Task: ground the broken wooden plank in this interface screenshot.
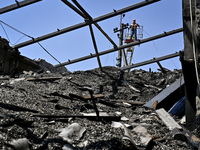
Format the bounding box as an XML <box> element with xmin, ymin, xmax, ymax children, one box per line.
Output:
<box><xmin>110</xmin><ymin>100</ymin><xmax>145</xmax><ymax>105</ymax></box>
<box><xmin>26</xmin><ymin>77</ymin><xmax>63</xmax><ymax>81</ymax></box>
<box><xmin>156</xmin><ymin>108</ymin><xmax>182</xmax><ymax>130</ymax></box>
<box><xmin>144</xmin><ymin>76</ymin><xmax>185</xmax><ymax>111</ymax></box>
<box><xmin>144</xmin><ymin>84</ymin><xmax>162</xmax><ymax>91</ymax></box>
<box><xmin>82</xmin><ymin>94</ymin><xmax>104</xmax><ymax>100</ymax></box>
<box><xmin>121</xmin><ymin>80</ymin><xmax>141</xmax><ymax>93</ymax></box>
<box><xmin>69</xmin><ymin>93</ymin><xmax>104</xmax><ymax>100</ymax></box>
<box><xmin>152</xmin><ymin>100</ymin><xmax>158</xmax><ymax>110</ymax></box>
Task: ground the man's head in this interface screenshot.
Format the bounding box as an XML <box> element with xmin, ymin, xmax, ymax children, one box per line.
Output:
<box><xmin>133</xmin><ymin>19</ymin><xmax>136</xmax><ymax>23</ymax></box>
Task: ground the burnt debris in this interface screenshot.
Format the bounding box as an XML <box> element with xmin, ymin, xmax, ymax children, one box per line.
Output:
<box><xmin>0</xmin><ymin>66</ymin><xmax>198</xmax><ymax>149</ymax></box>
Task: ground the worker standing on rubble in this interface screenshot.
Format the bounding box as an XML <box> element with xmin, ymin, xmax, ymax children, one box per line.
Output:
<box><xmin>130</xmin><ymin>19</ymin><xmax>139</xmax><ymax>40</ymax></box>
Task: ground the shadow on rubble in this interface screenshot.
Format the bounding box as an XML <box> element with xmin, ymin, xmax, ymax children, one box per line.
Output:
<box><xmin>19</xmin><ymin>126</ymin><xmax>136</xmax><ymax>150</ymax></box>
<box><xmin>84</xmin><ymin>138</ymin><xmax>136</xmax><ymax>150</ymax></box>
<box><xmin>68</xmin><ymin>67</ymin><xmax>125</xmax><ymax>99</ymax></box>
<box><xmin>86</xmin><ymin>68</ymin><xmax>125</xmax><ymax>99</ymax></box>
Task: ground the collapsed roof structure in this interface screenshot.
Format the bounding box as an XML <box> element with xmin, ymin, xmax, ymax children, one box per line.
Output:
<box><xmin>0</xmin><ymin>0</ymin><xmax>200</xmax><ymax>149</ymax></box>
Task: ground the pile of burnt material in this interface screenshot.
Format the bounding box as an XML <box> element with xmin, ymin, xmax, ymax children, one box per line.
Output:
<box><xmin>0</xmin><ymin>66</ymin><xmax>198</xmax><ymax>149</ymax></box>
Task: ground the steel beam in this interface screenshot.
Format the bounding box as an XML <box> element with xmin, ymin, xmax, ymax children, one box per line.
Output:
<box><xmin>120</xmin><ymin>51</ymin><xmax>181</xmax><ymax>70</ymax></box>
<box><xmin>0</xmin><ymin>0</ymin><xmax>42</xmax><ymax>15</ymax></box>
<box><xmin>88</xmin><ymin>24</ymin><xmax>103</xmax><ymax>71</ymax></box>
<box><xmin>156</xmin><ymin>61</ymin><xmax>166</xmax><ymax>73</ymax></box>
<box><xmin>181</xmin><ymin>0</ymin><xmax>197</xmax><ymax>131</ymax></box>
<box><xmin>54</xmin><ymin>28</ymin><xmax>183</xmax><ymax>68</ymax></box>
<box><xmin>62</xmin><ymin>0</ymin><xmax>102</xmax><ymax>70</ymax></box>
<box><xmin>61</xmin><ymin>0</ymin><xmax>87</xmax><ymax>18</ymax></box>
<box><xmin>71</xmin><ymin>0</ymin><xmax>127</xmax><ymax>67</ymax></box>
<box><xmin>14</xmin><ymin>0</ymin><xmax>161</xmax><ymax>48</ymax></box>
<box><xmin>62</xmin><ymin>0</ymin><xmax>117</xmax><ymax>47</ymax></box>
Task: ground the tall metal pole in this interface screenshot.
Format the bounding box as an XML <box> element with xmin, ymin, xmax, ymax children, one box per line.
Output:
<box><xmin>116</xmin><ymin>14</ymin><xmax>128</xmax><ymax>68</ymax></box>
<box><xmin>117</xmin><ymin>18</ymin><xmax>123</xmax><ymax>67</ymax></box>
<box><xmin>181</xmin><ymin>0</ymin><xmax>198</xmax><ymax>131</ymax></box>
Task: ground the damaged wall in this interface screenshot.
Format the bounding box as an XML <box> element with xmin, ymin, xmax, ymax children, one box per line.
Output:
<box><xmin>0</xmin><ymin>37</ymin><xmax>69</xmax><ymax>74</ymax></box>
<box><xmin>0</xmin><ymin>37</ymin><xmax>41</xmax><ymax>74</ymax></box>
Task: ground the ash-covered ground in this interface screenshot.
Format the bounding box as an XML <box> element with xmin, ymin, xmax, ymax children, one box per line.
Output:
<box><xmin>0</xmin><ymin>66</ymin><xmax>193</xmax><ymax>149</ymax></box>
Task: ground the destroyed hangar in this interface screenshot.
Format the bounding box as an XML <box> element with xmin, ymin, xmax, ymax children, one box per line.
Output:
<box><xmin>0</xmin><ymin>0</ymin><xmax>200</xmax><ymax>150</ymax></box>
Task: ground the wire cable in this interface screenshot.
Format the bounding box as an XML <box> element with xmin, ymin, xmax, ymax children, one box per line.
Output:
<box><xmin>13</xmin><ymin>36</ymin><xmax>26</xmax><ymax>45</ymax></box>
<box><xmin>0</xmin><ymin>20</ymin><xmax>33</xmax><ymax>39</ymax></box>
<box><xmin>0</xmin><ymin>22</ymin><xmax>26</xmax><ymax>46</ymax></box>
<box><xmin>143</xmin><ymin>30</ymin><xmax>160</xmax><ymax>54</ymax></box>
<box><xmin>37</xmin><ymin>42</ymin><xmax>62</xmax><ymax>65</ymax></box>
<box><xmin>189</xmin><ymin>0</ymin><xmax>200</xmax><ymax>84</ymax></box>
<box><xmin>143</xmin><ymin>29</ymin><xmax>178</xmax><ymax>70</ymax></box>
<box><xmin>0</xmin><ymin>21</ymin><xmax>11</xmax><ymax>43</ymax></box>
<box><xmin>0</xmin><ymin>19</ymin><xmax>62</xmax><ymax>65</ymax></box>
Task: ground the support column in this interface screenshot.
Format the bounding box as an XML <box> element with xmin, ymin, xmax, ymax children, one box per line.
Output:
<box><xmin>117</xmin><ymin>23</ymin><xmax>123</xmax><ymax>67</ymax></box>
<box><xmin>182</xmin><ymin>0</ymin><xmax>198</xmax><ymax>131</ymax></box>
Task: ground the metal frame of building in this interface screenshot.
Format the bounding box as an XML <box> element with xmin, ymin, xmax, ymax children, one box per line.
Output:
<box><xmin>1</xmin><ymin>0</ymin><xmax>181</xmax><ymax>71</ymax></box>
<box><xmin>0</xmin><ymin>0</ymin><xmax>42</xmax><ymax>15</ymax></box>
<box><xmin>120</xmin><ymin>51</ymin><xmax>181</xmax><ymax>70</ymax></box>
<box><xmin>12</xmin><ymin>0</ymin><xmax>161</xmax><ymax>48</ymax></box>
<box><xmin>54</xmin><ymin>28</ymin><xmax>183</xmax><ymax>68</ymax></box>
<box><xmin>2</xmin><ymin>0</ymin><xmax>199</xmax><ymax>133</ymax></box>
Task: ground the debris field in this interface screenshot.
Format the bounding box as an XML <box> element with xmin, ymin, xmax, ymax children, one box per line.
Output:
<box><xmin>0</xmin><ymin>66</ymin><xmax>197</xmax><ymax>150</ymax></box>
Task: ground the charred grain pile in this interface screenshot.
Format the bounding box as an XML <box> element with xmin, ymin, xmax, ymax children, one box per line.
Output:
<box><xmin>0</xmin><ymin>66</ymin><xmax>195</xmax><ymax>149</ymax></box>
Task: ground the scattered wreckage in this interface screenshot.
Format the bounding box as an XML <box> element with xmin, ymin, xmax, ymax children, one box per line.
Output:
<box><xmin>0</xmin><ymin>64</ymin><xmax>199</xmax><ymax>150</ymax></box>
<box><xmin>0</xmin><ymin>37</ymin><xmax>199</xmax><ymax>149</ymax></box>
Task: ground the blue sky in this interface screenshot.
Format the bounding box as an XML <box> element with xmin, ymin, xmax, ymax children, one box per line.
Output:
<box><xmin>0</xmin><ymin>0</ymin><xmax>183</xmax><ymax>72</ymax></box>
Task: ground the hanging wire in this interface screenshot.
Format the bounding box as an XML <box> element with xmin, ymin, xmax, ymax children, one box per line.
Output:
<box><xmin>37</xmin><ymin>42</ymin><xmax>61</xmax><ymax>65</ymax></box>
<box><xmin>143</xmin><ymin>29</ymin><xmax>178</xmax><ymax>70</ymax></box>
<box><xmin>0</xmin><ymin>20</ymin><xmax>33</xmax><ymax>39</ymax></box>
<box><xmin>13</xmin><ymin>36</ymin><xmax>26</xmax><ymax>45</ymax></box>
<box><xmin>143</xmin><ymin>30</ymin><xmax>159</xmax><ymax>54</ymax></box>
<box><xmin>0</xmin><ymin>21</ymin><xmax>26</xmax><ymax>46</ymax></box>
<box><xmin>189</xmin><ymin>0</ymin><xmax>200</xmax><ymax>84</ymax></box>
<box><xmin>0</xmin><ymin>19</ymin><xmax>62</xmax><ymax>65</ymax></box>
<box><xmin>0</xmin><ymin>21</ymin><xmax>11</xmax><ymax>43</ymax></box>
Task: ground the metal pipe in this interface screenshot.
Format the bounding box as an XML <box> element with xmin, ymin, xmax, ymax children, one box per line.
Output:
<box><xmin>62</xmin><ymin>0</ymin><xmax>118</xmax><ymax>48</ymax></box>
<box><xmin>62</xmin><ymin>0</ymin><xmax>117</xmax><ymax>47</ymax></box>
<box><xmin>68</xmin><ymin>0</ymin><xmax>102</xmax><ymax>70</ymax></box>
<box><xmin>0</xmin><ymin>0</ymin><xmax>42</xmax><ymax>15</ymax></box>
<box><xmin>68</xmin><ymin>0</ymin><xmax>103</xmax><ymax>70</ymax></box>
<box><xmin>156</xmin><ymin>61</ymin><xmax>166</xmax><ymax>73</ymax></box>
<box><xmin>72</xmin><ymin>0</ymin><xmax>92</xmax><ymax>19</ymax></box>
<box><xmin>61</xmin><ymin>0</ymin><xmax>87</xmax><ymax>18</ymax></box>
<box><xmin>120</xmin><ymin>24</ymin><xmax>128</xmax><ymax>67</ymax></box>
<box><xmin>120</xmin><ymin>52</ymin><xmax>180</xmax><ymax>70</ymax></box>
<box><xmin>89</xmin><ymin>24</ymin><xmax>103</xmax><ymax>71</ymax></box>
<box><xmin>14</xmin><ymin>0</ymin><xmax>161</xmax><ymax>48</ymax></box>
<box><xmin>54</xmin><ymin>28</ymin><xmax>183</xmax><ymax>68</ymax></box>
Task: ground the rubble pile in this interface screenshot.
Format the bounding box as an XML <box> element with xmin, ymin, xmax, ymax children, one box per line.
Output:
<box><xmin>0</xmin><ymin>66</ymin><xmax>195</xmax><ymax>149</ymax></box>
